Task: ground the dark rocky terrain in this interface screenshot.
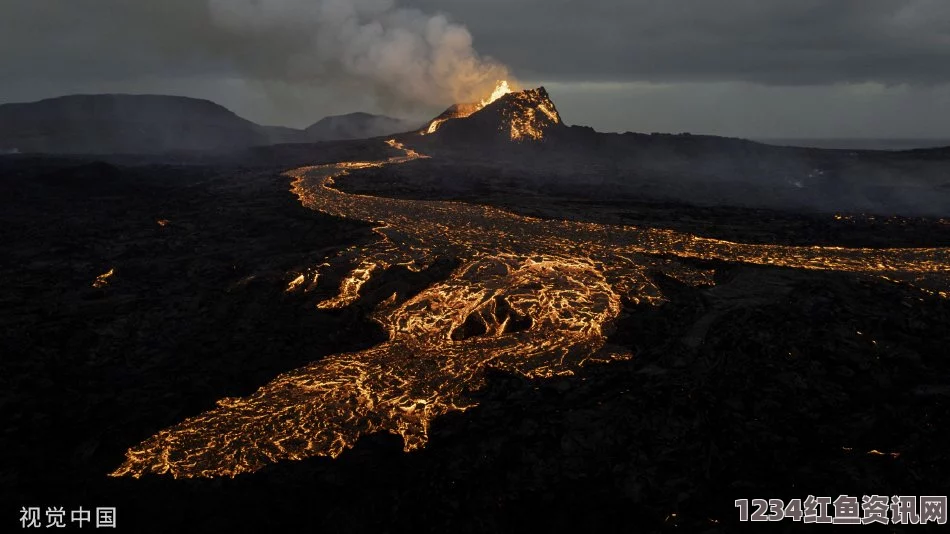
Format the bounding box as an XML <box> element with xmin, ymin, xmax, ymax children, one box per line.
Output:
<box><xmin>2</xmin><ymin>139</ymin><xmax>949</xmax><ymax>531</ymax></box>
<box><xmin>0</xmin><ymin>95</ymin><xmax>271</xmax><ymax>154</ymax></box>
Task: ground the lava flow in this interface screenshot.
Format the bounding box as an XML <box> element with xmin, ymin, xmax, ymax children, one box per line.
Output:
<box><xmin>111</xmin><ymin>91</ymin><xmax>950</xmax><ymax>479</ymax></box>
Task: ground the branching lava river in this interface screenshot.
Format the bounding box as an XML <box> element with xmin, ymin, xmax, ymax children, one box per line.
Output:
<box><xmin>112</xmin><ymin>139</ymin><xmax>950</xmax><ymax>478</ymax></box>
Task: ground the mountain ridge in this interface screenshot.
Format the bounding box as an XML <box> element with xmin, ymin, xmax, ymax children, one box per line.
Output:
<box><xmin>0</xmin><ymin>94</ymin><xmax>416</xmax><ymax>154</ymax></box>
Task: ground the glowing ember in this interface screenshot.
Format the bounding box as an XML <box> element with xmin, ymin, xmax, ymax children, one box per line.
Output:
<box><xmin>425</xmin><ymin>119</ymin><xmax>445</xmax><ymax>135</ymax></box>
<box><xmin>285</xmin><ymin>274</ymin><xmax>306</xmax><ymax>293</ymax></box>
<box><xmin>317</xmin><ymin>261</ymin><xmax>379</xmax><ymax>309</ymax></box>
<box><xmin>867</xmin><ymin>449</ymin><xmax>901</xmax><ymax>459</ymax></box>
<box><xmin>111</xmin><ymin>141</ymin><xmax>949</xmax><ymax>479</ymax></box>
<box><xmin>93</xmin><ymin>268</ymin><xmax>114</xmax><ymax>289</ymax></box>
<box><xmin>157</xmin><ymin>219</ymin><xmax>170</xmax><ymax>227</ymax></box>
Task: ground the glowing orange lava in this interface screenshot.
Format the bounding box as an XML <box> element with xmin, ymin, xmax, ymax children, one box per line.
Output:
<box><xmin>93</xmin><ymin>268</ymin><xmax>114</xmax><ymax>289</ymax></box>
<box><xmin>480</xmin><ymin>80</ymin><xmax>512</xmax><ymax>107</ymax></box>
<box><xmin>111</xmin><ymin>140</ymin><xmax>949</xmax><ymax>479</ymax></box>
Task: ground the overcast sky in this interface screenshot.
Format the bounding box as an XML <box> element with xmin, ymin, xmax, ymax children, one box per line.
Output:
<box><xmin>2</xmin><ymin>0</ymin><xmax>949</xmax><ymax>138</ymax></box>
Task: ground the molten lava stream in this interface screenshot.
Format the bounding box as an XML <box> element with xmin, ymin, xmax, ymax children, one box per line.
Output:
<box><xmin>112</xmin><ymin>115</ymin><xmax>949</xmax><ymax>479</ymax></box>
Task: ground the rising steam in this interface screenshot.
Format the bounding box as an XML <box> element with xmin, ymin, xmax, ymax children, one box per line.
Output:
<box><xmin>206</xmin><ymin>0</ymin><xmax>516</xmax><ymax>108</ymax></box>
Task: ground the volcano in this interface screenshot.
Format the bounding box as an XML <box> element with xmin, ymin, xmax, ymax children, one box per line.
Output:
<box><xmin>395</xmin><ymin>84</ymin><xmax>950</xmax><ymax>215</ymax></box>
<box><xmin>421</xmin><ymin>86</ymin><xmax>565</xmax><ymax>143</ymax></box>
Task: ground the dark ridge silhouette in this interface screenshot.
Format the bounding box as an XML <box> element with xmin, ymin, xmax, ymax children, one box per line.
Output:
<box><xmin>0</xmin><ymin>95</ymin><xmax>417</xmax><ymax>155</ymax></box>
<box><xmin>756</xmin><ymin>138</ymin><xmax>950</xmax><ymax>151</ymax></box>
<box><xmin>0</xmin><ymin>94</ymin><xmax>273</xmax><ymax>154</ymax></box>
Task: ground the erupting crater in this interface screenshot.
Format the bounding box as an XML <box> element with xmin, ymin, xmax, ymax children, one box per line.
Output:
<box><xmin>422</xmin><ymin>81</ymin><xmax>562</xmax><ymax>141</ymax></box>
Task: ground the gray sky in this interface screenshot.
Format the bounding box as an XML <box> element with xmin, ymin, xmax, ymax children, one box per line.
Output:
<box><xmin>2</xmin><ymin>0</ymin><xmax>949</xmax><ymax>137</ymax></box>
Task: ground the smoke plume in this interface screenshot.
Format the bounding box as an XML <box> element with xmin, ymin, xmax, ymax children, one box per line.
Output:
<box><xmin>205</xmin><ymin>0</ymin><xmax>514</xmax><ymax>109</ymax></box>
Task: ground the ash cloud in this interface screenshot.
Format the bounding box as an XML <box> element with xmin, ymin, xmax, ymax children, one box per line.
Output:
<box><xmin>204</xmin><ymin>0</ymin><xmax>513</xmax><ymax>108</ymax></box>
<box><xmin>0</xmin><ymin>0</ymin><xmax>512</xmax><ymax>114</ymax></box>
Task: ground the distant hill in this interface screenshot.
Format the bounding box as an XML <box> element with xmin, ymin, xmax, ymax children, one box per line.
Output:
<box><xmin>757</xmin><ymin>138</ymin><xmax>950</xmax><ymax>151</ymax></box>
<box><xmin>0</xmin><ymin>94</ymin><xmax>277</xmax><ymax>154</ymax></box>
<box><xmin>304</xmin><ymin>112</ymin><xmax>418</xmax><ymax>142</ymax></box>
<box><xmin>0</xmin><ymin>95</ymin><xmax>417</xmax><ymax>155</ymax></box>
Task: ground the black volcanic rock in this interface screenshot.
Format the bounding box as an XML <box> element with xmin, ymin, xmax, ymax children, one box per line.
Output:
<box><xmin>305</xmin><ymin>112</ymin><xmax>418</xmax><ymax>142</ymax></box>
<box><xmin>37</xmin><ymin>161</ymin><xmax>123</xmax><ymax>188</ymax></box>
<box><xmin>0</xmin><ymin>94</ymin><xmax>278</xmax><ymax>154</ymax></box>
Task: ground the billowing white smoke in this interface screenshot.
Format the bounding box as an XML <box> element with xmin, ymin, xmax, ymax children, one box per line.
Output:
<box><xmin>206</xmin><ymin>0</ymin><xmax>512</xmax><ymax>108</ymax></box>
